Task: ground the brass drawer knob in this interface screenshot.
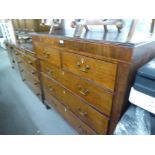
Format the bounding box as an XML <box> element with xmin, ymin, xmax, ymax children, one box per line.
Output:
<box><xmin>28</xmin><ymin>61</ymin><xmax>32</xmax><ymax>64</ymax></box>
<box><xmin>43</xmin><ymin>50</ymin><xmax>50</xmax><ymax>58</ymax></box>
<box><xmin>31</xmin><ymin>71</ymin><xmax>36</xmax><ymax>74</ymax></box>
<box><xmin>76</xmin><ymin>62</ymin><xmax>81</xmax><ymax>67</ymax></box>
<box><xmin>48</xmin><ymin>86</ymin><xmax>54</xmax><ymax>92</ymax></box>
<box><xmin>45</xmin><ymin>53</ymin><xmax>50</xmax><ymax>58</ymax></box>
<box><xmin>47</xmin><ymin>70</ymin><xmax>53</xmax><ymax>75</ymax></box>
<box><xmin>79</xmin><ymin>65</ymin><xmax>90</xmax><ymax>73</ymax></box>
<box><xmin>34</xmin><ymin>82</ymin><xmax>38</xmax><ymax>85</ymax></box>
<box><xmin>77</xmin><ymin>107</ymin><xmax>88</xmax><ymax>117</ymax></box>
<box><xmin>36</xmin><ymin>93</ymin><xmax>40</xmax><ymax>96</ymax></box>
<box><xmin>78</xmin><ymin>126</ymin><xmax>87</xmax><ymax>134</ymax></box>
<box><xmin>78</xmin><ymin>85</ymin><xmax>89</xmax><ymax>96</ymax></box>
<box><xmin>15</xmin><ymin>52</ymin><xmax>18</xmax><ymax>55</ymax></box>
<box><xmin>18</xmin><ymin>61</ymin><xmax>22</xmax><ymax>64</ymax></box>
<box><xmin>76</xmin><ymin>62</ymin><xmax>90</xmax><ymax>73</ymax></box>
<box><xmin>53</xmin><ymin>102</ymin><xmax>57</xmax><ymax>107</ymax></box>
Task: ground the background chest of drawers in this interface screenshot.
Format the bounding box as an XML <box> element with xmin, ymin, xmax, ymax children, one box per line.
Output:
<box><xmin>32</xmin><ymin>34</ymin><xmax>155</xmax><ymax>134</ymax></box>
<box><xmin>7</xmin><ymin>43</ymin><xmax>42</xmax><ymax>101</ymax></box>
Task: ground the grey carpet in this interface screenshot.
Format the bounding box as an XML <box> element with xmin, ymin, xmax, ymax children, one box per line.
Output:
<box><xmin>0</xmin><ymin>48</ymin><xmax>78</xmax><ymax>135</ymax></box>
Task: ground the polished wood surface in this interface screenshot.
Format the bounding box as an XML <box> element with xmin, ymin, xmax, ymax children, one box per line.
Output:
<box><xmin>42</xmin><ymin>74</ymin><xmax>109</xmax><ymax>134</ymax></box>
<box><xmin>62</xmin><ymin>51</ymin><xmax>117</xmax><ymax>91</ymax></box>
<box><xmin>34</xmin><ymin>43</ymin><xmax>61</xmax><ymax>67</ymax></box>
<box><xmin>6</xmin><ymin>26</ymin><xmax>155</xmax><ymax>134</ymax></box>
<box><xmin>40</xmin><ymin>59</ymin><xmax>113</xmax><ymax>116</ymax></box>
<box><xmin>44</xmin><ymin>90</ymin><xmax>97</xmax><ymax>135</ymax></box>
<box><xmin>32</xmin><ymin>32</ymin><xmax>155</xmax><ymax>134</ymax></box>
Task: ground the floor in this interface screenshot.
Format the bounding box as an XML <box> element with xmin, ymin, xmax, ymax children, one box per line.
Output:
<box><xmin>0</xmin><ymin>47</ymin><xmax>78</xmax><ymax>135</ymax></box>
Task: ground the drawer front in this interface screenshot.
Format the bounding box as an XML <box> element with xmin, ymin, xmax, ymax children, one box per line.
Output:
<box><xmin>42</xmin><ymin>74</ymin><xmax>109</xmax><ymax>134</ymax></box>
<box><xmin>15</xmin><ymin>52</ymin><xmax>37</xmax><ymax>69</ymax></box>
<box><xmin>14</xmin><ymin>50</ymin><xmax>25</xmax><ymax>60</ymax></box>
<box><xmin>40</xmin><ymin>60</ymin><xmax>113</xmax><ymax>116</ymax></box>
<box><xmin>33</xmin><ymin>42</ymin><xmax>61</xmax><ymax>67</ymax></box>
<box><xmin>18</xmin><ymin>62</ymin><xmax>38</xmax><ymax>80</ymax></box>
<box><xmin>22</xmin><ymin>54</ymin><xmax>37</xmax><ymax>69</ymax></box>
<box><xmin>21</xmin><ymin>70</ymin><xmax>41</xmax><ymax>97</ymax></box>
<box><xmin>62</xmin><ymin>52</ymin><xmax>117</xmax><ymax>91</ymax></box>
<box><xmin>25</xmin><ymin>79</ymin><xmax>41</xmax><ymax>98</ymax></box>
<box><xmin>44</xmin><ymin>90</ymin><xmax>96</xmax><ymax>135</ymax></box>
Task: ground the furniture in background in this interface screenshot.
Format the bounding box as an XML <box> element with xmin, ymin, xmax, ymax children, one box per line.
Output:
<box><xmin>5</xmin><ymin>42</ymin><xmax>42</xmax><ymax>101</ymax></box>
<box><xmin>12</xmin><ymin>19</ymin><xmax>50</xmax><ymax>32</ymax></box>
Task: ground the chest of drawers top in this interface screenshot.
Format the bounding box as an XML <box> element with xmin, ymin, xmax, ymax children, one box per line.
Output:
<box><xmin>32</xmin><ymin>32</ymin><xmax>155</xmax><ymax>63</ymax></box>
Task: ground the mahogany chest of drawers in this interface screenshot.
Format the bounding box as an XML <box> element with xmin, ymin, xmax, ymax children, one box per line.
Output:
<box><xmin>31</xmin><ymin>33</ymin><xmax>155</xmax><ymax>134</ymax></box>
<box><xmin>6</xmin><ymin>31</ymin><xmax>155</xmax><ymax>134</ymax></box>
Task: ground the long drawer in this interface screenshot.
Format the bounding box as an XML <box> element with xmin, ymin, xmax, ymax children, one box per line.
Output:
<box><xmin>44</xmin><ymin>90</ymin><xmax>97</xmax><ymax>135</ymax></box>
<box><xmin>62</xmin><ymin>51</ymin><xmax>117</xmax><ymax>91</ymax></box>
<box><xmin>33</xmin><ymin>42</ymin><xmax>61</xmax><ymax>67</ymax></box>
<box><xmin>42</xmin><ymin>74</ymin><xmax>109</xmax><ymax>134</ymax></box>
<box><xmin>18</xmin><ymin>62</ymin><xmax>38</xmax><ymax>80</ymax></box>
<box><xmin>40</xmin><ymin>60</ymin><xmax>113</xmax><ymax>116</ymax></box>
<box><xmin>15</xmin><ymin>51</ymin><xmax>37</xmax><ymax>69</ymax></box>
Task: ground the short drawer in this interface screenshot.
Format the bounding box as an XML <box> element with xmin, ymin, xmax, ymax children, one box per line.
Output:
<box><xmin>44</xmin><ymin>90</ymin><xmax>96</xmax><ymax>135</ymax></box>
<box><xmin>33</xmin><ymin>42</ymin><xmax>61</xmax><ymax>67</ymax></box>
<box><xmin>42</xmin><ymin>74</ymin><xmax>109</xmax><ymax>134</ymax></box>
<box><xmin>62</xmin><ymin>52</ymin><xmax>117</xmax><ymax>91</ymax></box>
<box><xmin>40</xmin><ymin>60</ymin><xmax>113</xmax><ymax>116</ymax></box>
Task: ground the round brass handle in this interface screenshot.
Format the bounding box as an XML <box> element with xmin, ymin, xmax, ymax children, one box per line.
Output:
<box><xmin>77</xmin><ymin>107</ymin><xmax>88</xmax><ymax>117</ymax></box>
<box><xmin>47</xmin><ymin>70</ymin><xmax>53</xmax><ymax>75</ymax></box>
<box><xmin>31</xmin><ymin>71</ymin><xmax>36</xmax><ymax>74</ymax></box>
<box><xmin>78</xmin><ymin>126</ymin><xmax>87</xmax><ymax>134</ymax></box>
<box><xmin>53</xmin><ymin>102</ymin><xmax>57</xmax><ymax>106</ymax></box>
<box><xmin>34</xmin><ymin>82</ymin><xmax>38</xmax><ymax>85</ymax></box>
<box><xmin>36</xmin><ymin>93</ymin><xmax>40</xmax><ymax>96</ymax></box>
<box><xmin>76</xmin><ymin>62</ymin><xmax>81</xmax><ymax>67</ymax></box>
<box><xmin>28</xmin><ymin>61</ymin><xmax>32</xmax><ymax>64</ymax></box>
<box><xmin>43</xmin><ymin>51</ymin><xmax>46</xmax><ymax>54</ymax></box>
<box><xmin>48</xmin><ymin>86</ymin><xmax>54</xmax><ymax>92</ymax></box>
<box><xmin>78</xmin><ymin>85</ymin><xmax>89</xmax><ymax>96</ymax></box>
